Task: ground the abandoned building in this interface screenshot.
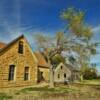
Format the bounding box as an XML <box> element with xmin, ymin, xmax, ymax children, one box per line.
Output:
<box><xmin>0</xmin><ymin>35</ymin><xmax>39</xmax><ymax>88</ymax></box>
<box><xmin>0</xmin><ymin>35</ymin><xmax>80</xmax><ymax>88</ymax></box>
<box><xmin>54</xmin><ymin>62</ymin><xmax>80</xmax><ymax>83</ymax></box>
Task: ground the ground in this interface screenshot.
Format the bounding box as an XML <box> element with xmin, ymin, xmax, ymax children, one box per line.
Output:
<box><xmin>0</xmin><ymin>80</ymin><xmax>100</xmax><ymax>100</ymax></box>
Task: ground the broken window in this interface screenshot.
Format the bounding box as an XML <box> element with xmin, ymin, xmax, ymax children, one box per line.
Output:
<box><xmin>58</xmin><ymin>74</ymin><xmax>60</xmax><ymax>78</ymax></box>
<box><xmin>61</xmin><ymin>66</ymin><xmax>63</xmax><ymax>69</ymax></box>
<box><xmin>64</xmin><ymin>73</ymin><xmax>66</xmax><ymax>78</ymax></box>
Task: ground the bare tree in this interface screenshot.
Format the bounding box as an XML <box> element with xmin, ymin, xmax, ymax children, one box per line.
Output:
<box><xmin>33</xmin><ymin>7</ymin><xmax>99</xmax><ymax>87</ymax></box>
<box><xmin>34</xmin><ymin>33</ymin><xmax>64</xmax><ymax>88</ymax></box>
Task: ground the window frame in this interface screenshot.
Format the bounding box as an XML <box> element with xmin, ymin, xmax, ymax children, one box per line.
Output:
<box><xmin>61</xmin><ymin>66</ymin><xmax>63</xmax><ymax>69</ymax></box>
<box><xmin>18</xmin><ymin>41</ymin><xmax>24</xmax><ymax>54</ymax></box>
<box><xmin>8</xmin><ymin>65</ymin><xmax>15</xmax><ymax>81</ymax></box>
<box><xmin>24</xmin><ymin>67</ymin><xmax>29</xmax><ymax>81</ymax></box>
<box><xmin>58</xmin><ymin>74</ymin><xmax>60</xmax><ymax>79</ymax></box>
<box><xmin>64</xmin><ymin>73</ymin><xmax>66</xmax><ymax>78</ymax></box>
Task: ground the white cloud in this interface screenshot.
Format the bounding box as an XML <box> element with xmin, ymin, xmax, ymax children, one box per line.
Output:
<box><xmin>92</xmin><ymin>26</ymin><xmax>100</xmax><ymax>33</ymax></box>
<box><xmin>92</xmin><ymin>25</ymin><xmax>100</xmax><ymax>41</ymax></box>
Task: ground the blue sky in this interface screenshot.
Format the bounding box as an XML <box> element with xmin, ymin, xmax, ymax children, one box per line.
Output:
<box><xmin>0</xmin><ymin>0</ymin><xmax>100</xmax><ymax>70</ymax></box>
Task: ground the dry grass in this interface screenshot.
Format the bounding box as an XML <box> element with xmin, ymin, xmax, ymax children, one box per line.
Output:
<box><xmin>0</xmin><ymin>83</ymin><xmax>100</xmax><ymax>100</ymax></box>
<box><xmin>76</xmin><ymin>79</ymin><xmax>100</xmax><ymax>85</ymax></box>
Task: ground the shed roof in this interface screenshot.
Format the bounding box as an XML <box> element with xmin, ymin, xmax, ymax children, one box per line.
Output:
<box><xmin>34</xmin><ymin>51</ymin><xmax>49</xmax><ymax>68</ymax></box>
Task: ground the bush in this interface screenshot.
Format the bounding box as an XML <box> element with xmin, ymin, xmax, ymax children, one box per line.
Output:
<box><xmin>83</xmin><ymin>67</ymin><xmax>97</xmax><ymax>80</ymax></box>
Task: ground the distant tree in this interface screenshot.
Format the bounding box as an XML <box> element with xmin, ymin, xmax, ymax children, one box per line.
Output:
<box><xmin>83</xmin><ymin>66</ymin><xmax>97</xmax><ymax>80</ymax></box>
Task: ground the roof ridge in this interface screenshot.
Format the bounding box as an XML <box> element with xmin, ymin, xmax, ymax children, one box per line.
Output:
<box><xmin>34</xmin><ymin>51</ymin><xmax>49</xmax><ymax>68</ymax></box>
<box><xmin>0</xmin><ymin>34</ymin><xmax>25</xmax><ymax>54</ymax></box>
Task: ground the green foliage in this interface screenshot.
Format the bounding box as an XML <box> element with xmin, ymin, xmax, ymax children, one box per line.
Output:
<box><xmin>15</xmin><ymin>86</ymin><xmax>60</xmax><ymax>94</ymax></box>
<box><xmin>15</xmin><ymin>86</ymin><xmax>79</xmax><ymax>95</ymax></box>
<box><xmin>51</xmin><ymin>54</ymin><xmax>65</xmax><ymax>65</ymax></box>
<box><xmin>61</xmin><ymin>7</ymin><xmax>93</xmax><ymax>39</ymax></box>
<box><xmin>83</xmin><ymin>67</ymin><xmax>97</xmax><ymax>80</ymax></box>
<box><xmin>0</xmin><ymin>93</ymin><xmax>12</xmax><ymax>100</ymax></box>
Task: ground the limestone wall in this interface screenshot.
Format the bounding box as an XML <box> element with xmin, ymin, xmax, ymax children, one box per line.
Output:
<box><xmin>0</xmin><ymin>37</ymin><xmax>38</xmax><ymax>88</ymax></box>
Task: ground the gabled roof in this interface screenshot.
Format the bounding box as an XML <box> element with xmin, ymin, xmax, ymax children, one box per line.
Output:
<box><xmin>55</xmin><ymin>62</ymin><xmax>80</xmax><ymax>72</ymax></box>
<box><xmin>0</xmin><ymin>35</ymin><xmax>24</xmax><ymax>54</ymax></box>
<box><xmin>0</xmin><ymin>42</ymin><xmax>6</xmax><ymax>49</ymax></box>
<box><xmin>54</xmin><ymin>62</ymin><xmax>67</xmax><ymax>72</ymax></box>
<box><xmin>0</xmin><ymin>34</ymin><xmax>38</xmax><ymax>63</ymax></box>
<box><xmin>34</xmin><ymin>51</ymin><xmax>49</xmax><ymax>68</ymax></box>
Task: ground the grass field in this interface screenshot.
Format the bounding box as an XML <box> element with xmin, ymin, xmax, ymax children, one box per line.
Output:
<box><xmin>76</xmin><ymin>79</ymin><xmax>100</xmax><ymax>85</ymax></box>
<box><xmin>0</xmin><ymin>80</ymin><xmax>100</xmax><ymax>100</ymax></box>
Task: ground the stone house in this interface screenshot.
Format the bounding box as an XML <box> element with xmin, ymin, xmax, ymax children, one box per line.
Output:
<box><xmin>34</xmin><ymin>51</ymin><xmax>49</xmax><ymax>82</ymax></box>
<box><xmin>54</xmin><ymin>62</ymin><xmax>80</xmax><ymax>83</ymax></box>
<box><xmin>0</xmin><ymin>35</ymin><xmax>38</xmax><ymax>88</ymax></box>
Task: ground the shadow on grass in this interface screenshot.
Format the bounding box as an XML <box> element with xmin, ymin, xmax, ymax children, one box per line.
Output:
<box><xmin>0</xmin><ymin>93</ymin><xmax>12</xmax><ymax>100</ymax></box>
<box><xmin>15</xmin><ymin>85</ymin><xmax>79</xmax><ymax>96</ymax></box>
<box><xmin>15</xmin><ymin>86</ymin><xmax>60</xmax><ymax>94</ymax></box>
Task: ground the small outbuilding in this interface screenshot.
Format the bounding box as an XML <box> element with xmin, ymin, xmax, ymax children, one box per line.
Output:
<box><xmin>34</xmin><ymin>51</ymin><xmax>49</xmax><ymax>83</ymax></box>
<box><xmin>54</xmin><ymin>62</ymin><xmax>80</xmax><ymax>83</ymax></box>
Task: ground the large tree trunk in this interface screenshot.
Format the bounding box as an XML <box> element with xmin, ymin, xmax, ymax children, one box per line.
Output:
<box><xmin>49</xmin><ymin>64</ymin><xmax>54</xmax><ymax>88</ymax></box>
<box><xmin>47</xmin><ymin>56</ymin><xmax>54</xmax><ymax>88</ymax></box>
<box><xmin>44</xmin><ymin>49</ymin><xmax>55</xmax><ymax>88</ymax></box>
